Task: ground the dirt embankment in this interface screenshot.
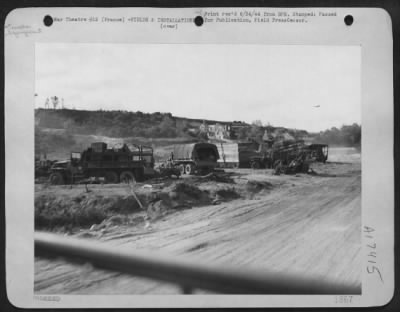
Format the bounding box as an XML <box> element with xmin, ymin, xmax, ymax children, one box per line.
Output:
<box><xmin>35</xmin><ymin>171</ymin><xmax>275</xmax><ymax>234</ymax></box>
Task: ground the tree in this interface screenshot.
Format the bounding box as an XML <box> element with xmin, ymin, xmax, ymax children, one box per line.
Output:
<box><xmin>176</xmin><ymin>119</ymin><xmax>189</xmax><ymax>136</ymax></box>
<box><xmin>158</xmin><ymin>115</ymin><xmax>176</xmax><ymax>137</ymax></box>
<box><xmin>51</xmin><ymin>96</ymin><xmax>59</xmax><ymax>109</ymax></box>
<box><xmin>312</xmin><ymin>123</ymin><xmax>361</xmax><ymax>147</ymax></box>
<box><xmin>250</xmin><ymin>121</ymin><xmax>264</xmax><ymax>142</ymax></box>
<box><xmin>252</xmin><ymin>120</ymin><xmax>263</xmax><ymax>127</ymax></box>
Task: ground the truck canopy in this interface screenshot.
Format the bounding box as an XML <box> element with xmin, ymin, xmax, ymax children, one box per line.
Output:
<box><xmin>173</xmin><ymin>143</ymin><xmax>220</xmax><ymax>161</ymax></box>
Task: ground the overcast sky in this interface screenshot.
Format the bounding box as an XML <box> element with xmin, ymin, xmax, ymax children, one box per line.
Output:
<box><xmin>35</xmin><ymin>43</ymin><xmax>360</xmax><ymax>132</ymax></box>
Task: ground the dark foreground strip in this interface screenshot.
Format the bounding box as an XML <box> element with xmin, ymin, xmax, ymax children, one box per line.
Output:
<box><xmin>35</xmin><ymin>231</ymin><xmax>361</xmax><ymax>294</ymax></box>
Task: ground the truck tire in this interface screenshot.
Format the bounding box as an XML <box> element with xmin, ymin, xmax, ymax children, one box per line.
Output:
<box><xmin>120</xmin><ymin>171</ymin><xmax>135</xmax><ymax>183</ymax></box>
<box><xmin>185</xmin><ymin>164</ymin><xmax>194</xmax><ymax>175</ymax></box>
<box><xmin>179</xmin><ymin>164</ymin><xmax>185</xmax><ymax>175</ymax></box>
<box><xmin>105</xmin><ymin>171</ymin><xmax>119</xmax><ymax>184</ymax></box>
<box><xmin>49</xmin><ymin>172</ymin><xmax>64</xmax><ymax>185</ymax></box>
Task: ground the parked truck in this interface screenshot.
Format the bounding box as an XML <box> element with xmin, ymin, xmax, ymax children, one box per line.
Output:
<box><xmin>239</xmin><ymin>139</ymin><xmax>329</xmax><ymax>171</ymax></box>
<box><xmin>48</xmin><ymin>142</ymin><xmax>155</xmax><ymax>185</ymax></box>
<box><xmin>169</xmin><ymin>142</ymin><xmax>220</xmax><ymax>175</ymax></box>
<box><xmin>238</xmin><ymin>140</ymin><xmax>273</xmax><ymax>169</ymax></box>
<box><xmin>270</xmin><ymin>140</ymin><xmax>329</xmax><ymax>174</ymax></box>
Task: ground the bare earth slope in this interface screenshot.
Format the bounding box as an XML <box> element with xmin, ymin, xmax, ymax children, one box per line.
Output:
<box><xmin>35</xmin><ymin>160</ymin><xmax>361</xmax><ymax>294</ymax></box>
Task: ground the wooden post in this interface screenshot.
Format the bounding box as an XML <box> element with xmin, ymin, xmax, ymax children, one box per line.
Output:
<box><xmin>129</xmin><ymin>182</ymin><xmax>144</xmax><ymax>210</ymax></box>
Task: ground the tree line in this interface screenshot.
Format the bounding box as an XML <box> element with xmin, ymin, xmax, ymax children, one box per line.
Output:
<box><xmin>35</xmin><ymin>109</ymin><xmax>191</xmax><ymax>138</ymax></box>
<box><xmin>35</xmin><ymin>109</ymin><xmax>361</xmax><ymax>149</ymax></box>
<box><xmin>312</xmin><ymin>123</ymin><xmax>361</xmax><ymax>147</ymax></box>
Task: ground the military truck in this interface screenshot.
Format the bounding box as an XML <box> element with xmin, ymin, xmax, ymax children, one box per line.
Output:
<box><xmin>238</xmin><ymin>141</ymin><xmax>273</xmax><ymax>169</ymax></box>
<box><xmin>170</xmin><ymin>142</ymin><xmax>220</xmax><ymax>175</ymax></box>
<box><xmin>270</xmin><ymin>140</ymin><xmax>306</xmax><ymax>167</ymax></box>
<box><xmin>48</xmin><ymin>142</ymin><xmax>154</xmax><ymax>184</ymax></box>
<box><xmin>271</xmin><ymin>141</ymin><xmax>329</xmax><ymax>174</ymax></box>
<box><xmin>240</xmin><ymin>139</ymin><xmax>329</xmax><ymax>170</ymax></box>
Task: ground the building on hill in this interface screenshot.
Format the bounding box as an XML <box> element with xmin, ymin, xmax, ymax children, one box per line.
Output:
<box><xmin>207</xmin><ymin>123</ymin><xmax>227</xmax><ymax>140</ymax></box>
<box><xmin>199</xmin><ymin>122</ymin><xmax>230</xmax><ymax>140</ymax></box>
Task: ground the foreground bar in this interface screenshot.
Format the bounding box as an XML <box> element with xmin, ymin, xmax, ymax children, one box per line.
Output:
<box><xmin>35</xmin><ymin>231</ymin><xmax>361</xmax><ymax>294</ymax></box>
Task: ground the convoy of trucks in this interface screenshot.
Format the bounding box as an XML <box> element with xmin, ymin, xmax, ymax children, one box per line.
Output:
<box><xmin>40</xmin><ymin>138</ymin><xmax>328</xmax><ymax>185</ymax></box>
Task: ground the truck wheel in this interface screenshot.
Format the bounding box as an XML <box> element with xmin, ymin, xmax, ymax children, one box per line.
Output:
<box><xmin>179</xmin><ymin>164</ymin><xmax>185</xmax><ymax>175</ymax></box>
<box><xmin>120</xmin><ymin>171</ymin><xmax>135</xmax><ymax>183</ymax></box>
<box><xmin>105</xmin><ymin>171</ymin><xmax>119</xmax><ymax>184</ymax></box>
<box><xmin>49</xmin><ymin>172</ymin><xmax>64</xmax><ymax>185</ymax></box>
<box><xmin>185</xmin><ymin>164</ymin><xmax>194</xmax><ymax>175</ymax></box>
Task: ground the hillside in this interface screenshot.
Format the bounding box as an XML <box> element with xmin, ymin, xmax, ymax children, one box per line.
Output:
<box><xmin>34</xmin><ymin>108</ymin><xmax>306</xmax><ymax>141</ymax></box>
<box><xmin>35</xmin><ymin>108</ymin><xmax>202</xmax><ymax>138</ymax></box>
<box><xmin>35</xmin><ymin>108</ymin><xmax>360</xmax><ymax>160</ymax></box>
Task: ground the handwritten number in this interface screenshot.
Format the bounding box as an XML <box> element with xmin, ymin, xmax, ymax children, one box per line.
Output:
<box><xmin>367</xmin><ymin>266</ymin><xmax>384</xmax><ymax>282</ymax></box>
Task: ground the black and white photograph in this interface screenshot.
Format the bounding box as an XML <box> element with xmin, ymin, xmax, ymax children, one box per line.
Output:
<box><xmin>4</xmin><ymin>7</ymin><xmax>394</xmax><ymax>308</ymax></box>
<box><xmin>33</xmin><ymin>43</ymin><xmax>362</xmax><ymax>294</ymax></box>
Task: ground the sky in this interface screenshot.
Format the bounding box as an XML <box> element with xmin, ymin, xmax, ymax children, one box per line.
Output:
<box><xmin>35</xmin><ymin>43</ymin><xmax>360</xmax><ymax>132</ymax></box>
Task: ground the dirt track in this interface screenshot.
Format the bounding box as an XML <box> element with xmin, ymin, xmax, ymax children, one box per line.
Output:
<box><xmin>35</xmin><ymin>154</ymin><xmax>361</xmax><ymax>294</ymax></box>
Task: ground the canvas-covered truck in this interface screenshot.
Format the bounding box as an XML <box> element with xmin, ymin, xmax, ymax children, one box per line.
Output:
<box><xmin>170</xmin><ymin>142</ymin><xmax>220</xmax><ymax>175</ymax></box>
<box><xmin>48</xmin><ymin>142</ymin><xmax>155</xmax><ymax>184</ymax></box>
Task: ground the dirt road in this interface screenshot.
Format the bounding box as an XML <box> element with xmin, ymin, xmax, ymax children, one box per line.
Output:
<box><xmin>35</xmin><ymin>160</ymin><xmax>361</xmax><ymax>294</ymax></box>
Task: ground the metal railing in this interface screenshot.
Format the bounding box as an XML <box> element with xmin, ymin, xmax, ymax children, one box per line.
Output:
<box><xmin>35</xmin><ymin>231</ymin><xmax>361</xmax><ymax>294</ymax></box>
